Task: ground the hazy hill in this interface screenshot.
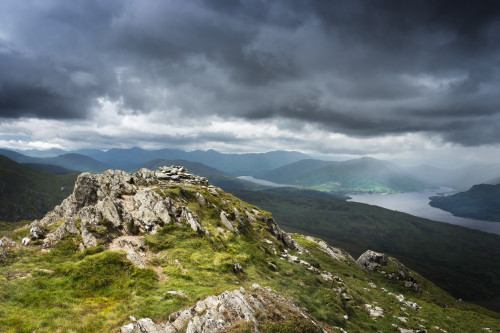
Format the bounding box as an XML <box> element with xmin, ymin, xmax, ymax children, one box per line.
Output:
<box><xmin>258</xmin><ymin>157</ymin><xmax>431</xmax><ymax>193</ymax></box>
<box><xmin>0</xmin><ymin>155</ymin><xmax>77</xmax><ymax>221</ymax></box>
<box><xmin>1</xmin><ymin>167</ymin><xmax>498</xmax><ymax>332</ymax></box>
<box><xmin>14</xmin><ymin>148</ymin><xmax>67</xmax><ymax>158</ymax></box>
<box><xmin>232</xmin><ymin>190</ymin><xmax>500</xmax><ymax>312</ymax></box>
<box><xmin>0</xmin><ymin>149</ymin><xmax>112</xmax><ymax>173</ymax></box>
<box><xmin>0</xmin><ymin>149</ymin><xmax>36</xmax><ymax>163</ymax></box>
<box><xmin>407</xmin><ymin>163</ymin><xmax>500</xmax><ymax>190</ymax></box>
<box><xmin>429</xmin><ymin>184</ymin><xmax>500</xmax><ymax>222</ymax></box>
<box><xmin>487</xmin><ymin>176</ymin><xmax>500</xmax><ymax>185</ymax></box>
<box><xmin>44</xmin><ymin>153</ymin><xmax>111</xmax><ymax>173</ymax></box>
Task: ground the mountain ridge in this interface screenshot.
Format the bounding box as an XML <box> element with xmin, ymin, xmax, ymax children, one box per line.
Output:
<box><xmin>0</xmin><ymin>166</ymin><xmax>499</xmax><ymax>332</ymax></box>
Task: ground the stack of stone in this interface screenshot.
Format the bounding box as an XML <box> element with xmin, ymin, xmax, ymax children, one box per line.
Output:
<box><xmin>154</xmin><ymin>166</ymin><xmax>209</xmax><ymax>186</ymax></box>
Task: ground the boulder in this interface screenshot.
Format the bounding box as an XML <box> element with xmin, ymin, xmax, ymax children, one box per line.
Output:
<box><xmin>220</xmin><ymin>211</ymin><xmax>235</xmax><ymax>231</ymax></box>
<box><xmin>356</xmin><ymin>250</ymin><xmax>387</xmax><ymax>271</ymax></box>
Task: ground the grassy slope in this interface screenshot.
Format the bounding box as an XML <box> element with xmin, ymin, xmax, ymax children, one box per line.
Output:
<box><xmin>1</xmin><ymin>186</ymin><xmax>499</xmax><ymax>332</ymax></box>
<box><xmin>0</xmin><ymin>156</ymin><xmax>78</xmax><ymax>221</ymax></box>
<box><xmin>231</xmin><ymin>190</ymin><xmax>500</xmax><ymax>312</ymax></box>
<box><xmin>429</xmin><ymin>184</ymin><xmax>500</xmax><ymax>222</ymax></box>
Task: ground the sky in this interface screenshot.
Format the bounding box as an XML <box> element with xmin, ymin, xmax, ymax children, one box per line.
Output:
<box><xmin>0</xmin><ymin>0</ymin><xmax>499</xmax><ymax>167</ymax></box>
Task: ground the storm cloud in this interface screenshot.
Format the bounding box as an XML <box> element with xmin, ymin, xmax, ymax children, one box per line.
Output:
<box><xmin>0</xmin><ymin>0</ymin><xmax>499</xmax><ymax>158</ymax></box>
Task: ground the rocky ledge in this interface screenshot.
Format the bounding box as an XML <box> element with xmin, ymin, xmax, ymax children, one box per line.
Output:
<box><xmin>120</xmin><ymin>285</ymin><xmax>326</xmax><ymax>333</ymax></box>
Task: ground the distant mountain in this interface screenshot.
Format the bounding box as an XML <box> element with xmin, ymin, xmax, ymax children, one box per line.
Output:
<box><xmin>21</xmin><ymin>163</ymin><xmax>77</xmax><ymax>175</ymax></box>
<box><xmin>257</xmin><ymin>157</ymin><xmax>431</xmax><ymax>193</ymax></box>
<box><xmin>0</xmin><ymin>149</ymin><xmax>36</xmax><ymax>163</ymax></box>
<box><xmin>0</xmin><ymin>155</ymin><xmax>77</xmax><ymax>221</ymax></box>
<box><xmin>0</xmin><ymin>149</ymin><xmax>111</xmax><ymax>173</ymax></box>
<box><xmin>44</xmin><ymin>153</ymin><xmax>111</xmax><ymax>173</ymax></box>
<box><xmin>75</xmin><ymin>147</ymin><xmax>310</xmax><ymax>175</ymax></box>
<box><xmin>429</xmin><ymin>184</ymin><xmax>500</xmax><ymax>222</ymax></box>
<box><xmin>14</xmin><ymin>148</ymin><xmax>68</xmax><ymax>158</ymax></box>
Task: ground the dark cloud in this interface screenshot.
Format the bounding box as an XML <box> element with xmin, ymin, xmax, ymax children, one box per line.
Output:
<box><xmin>0</xmin><ymin>0</ymin><xmax>499</xmax><ymax>146</ymax></box>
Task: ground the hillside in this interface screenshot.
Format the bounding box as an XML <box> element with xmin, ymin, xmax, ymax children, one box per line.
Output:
<box><xmin>429</xmin><ymin>184</ymin><xmax>500</xmax><ymax>222</ymax></box>
<box><xmin>258</xmin><ymin>157</ymin><xmax>432</xmax><ymax>193</ymax></box>
<box><xmin>1</xmin><ymin>167</ymin><xmax>498</xmax><ymax>332</ymax></box>
<box><xmin>0</xmin><ymin>155</ymin><xmax>77</xmax><ymax>221</ymax></box>
<box><xmin>22</xmin><ymin>163</ymin><xmax>77</xmax><ymax>175</ymax></box>
<box><xmin>231</xmin><ymin>190</ymin><xmax>500</xmax><ymax>312</ymax></box>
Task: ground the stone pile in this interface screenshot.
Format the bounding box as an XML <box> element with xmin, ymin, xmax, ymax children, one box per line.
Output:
<box><xmin>155</xmin><ymin>166</ymin><xmax>209</xmax><ymax>186</ymax></box>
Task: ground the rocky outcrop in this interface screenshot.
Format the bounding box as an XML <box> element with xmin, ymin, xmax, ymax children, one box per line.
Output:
<box><xmin>17</xmin><ymin>167</ymin><xmax>206</xmax><ymax>250</ymax></box>
<box><xmin>0</xmin><ymin>237</ymin><xmax>19</xmax><ymax>259</ymax></box>
<box><xmin>356</xmin><ymin>250</ymin><xmax>387</xmax><ymax>271</ymax></box>
<box><xmin>120</xmin><ymin>286</ymin><xmax>325</xmax><ymax>333</ymax></box>
<box><xmin>357</xmin><ymin>250</ymin><xmax>423</xmax><ymax>293</ymax></box>
<box><xmin>264</xmin><ymin>217</ymin><xmax>306</xmax><ymax>253</ymax></box>
<box><xmin>21</xmin><ymin>166</ymin><xmax>302</xmax><ymax>256</ymax></box>
<box><xmin>305</xmin><ymin>236</ymin><xmax>355</xmax><ymax>262</ymax></box>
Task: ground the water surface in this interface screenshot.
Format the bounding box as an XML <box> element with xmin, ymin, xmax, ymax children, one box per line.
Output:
<box><xmin>348</xmin><ymin>188</ymin><xmax>500</xmax><ymax>235</ymax></box>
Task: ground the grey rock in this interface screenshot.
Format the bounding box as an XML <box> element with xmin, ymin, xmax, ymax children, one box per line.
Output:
<box><xmin>96</xmin><ymin>197</ymin><xmax>122</xmax><ymax>227</ymax></box>
<box><xmin>356</xmin><ymin>250</ymin><xmax>387</xmax><ymax>271</ymax></box>
<box><xmin>43</xmin><ymin>219</ymin><xmax>80</xmax><ymax>247</ymax></box>
<box><xmin>73</xmin><ymin>173</ymin><xmax>100</xmax><ymax>209</ymax></box>
<box><xmin>220</xmin><ymin>211</ymin><xmax>235</xmax><ymax>231</ymax></box>
<box><xmin>195</xmin><ymin>192</ymin><xmax>206</xmax><ymax>205</ymax></box>
<box><xmin>0</xmin><ymin>237</ymin><xmax>17</xmax><ymax>249</ymax></box>
<box><xmin>126</xmin><ymin>249</ymin><xmax>147</xmax><ymax>269</ymax></box>
<box><xmin>264</xmin><ymin>217</ymin><xmax>306</xmax><ymax>252</ymax></box>
<box><xmin>81</xmin><ymin>221</ymin><xmax>98</xmax><ymax>248</ymax></box>
<box><xmin>29</xmin><ymin>223</ymin><xmax>44</xmax><ymax>239</ymax></box>
<box><xmin>180</xmin><ymin>207</ymin><xmax>204</xmax><ymax>233</ymax></box>
<box><xmin>120</xmin><ymin>318</ymin><xmax>175</xmax><ymax>333</ymax></box>
<box><xmin>1</xmin><ymin>237</ymin><xmax>20</xmax><ymax>258</ymax></box>
<box><xmin>122</xmin><ymin>287</ymin><xmax>326</xmax><ymax>333</ymax></box>
<box><xmin>233</xmin><ymin>261</ymin><xmax>244</xmax><ymax>274</ymax></box>
<box><xmin>166</xmin><ymin>290</ymin><xmax>187</xmax><ymax>298</ymax></box>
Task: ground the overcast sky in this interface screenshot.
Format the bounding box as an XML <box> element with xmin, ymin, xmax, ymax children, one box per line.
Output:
<box><xmin>0</xmin><ymin>0</ymin><xmax>499</xmax><ymax>167</ymax></box>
